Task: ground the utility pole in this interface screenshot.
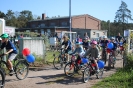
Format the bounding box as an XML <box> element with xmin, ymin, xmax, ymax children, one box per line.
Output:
<box><xmin>69</xmin><ymin>0</ymin><xmax>72</xmax><ymax>42</ymax></box>
<box><xmin>109</xmin><ymin>20</ymin><xmax>110</xmax><ymax>37</ymax></box>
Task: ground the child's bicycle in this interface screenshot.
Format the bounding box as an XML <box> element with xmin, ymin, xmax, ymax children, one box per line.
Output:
<box><xmin>82</xmin><ymin>57</ymin><xmax>104</xmax><ymax>83</ymax></box>
<box><xmin>64</xmin><ymin>54</ymin><xmax>85</xmax><ymax>77</ymax></box>
<box><xmin>107</xmin><ymin>49</ymin><xmax>116</xmax><ymax>69</ymax></box>
<box><xmin>0</xmin><ymin>54</ymin><xmax>29</xmax><ymax>80</ymax></box>
<box><xmin>53</xmin><ymin>48</ymin><xmax>68</xmax><ymax>70</ymax></box>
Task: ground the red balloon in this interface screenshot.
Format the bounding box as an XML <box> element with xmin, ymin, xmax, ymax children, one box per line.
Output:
<box><xmin>22</xmin><ymin>48</ymin><xmax>30</xmax><ymax>56</ymax></box>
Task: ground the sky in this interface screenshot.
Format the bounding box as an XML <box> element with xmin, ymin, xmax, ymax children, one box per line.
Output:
<box><xmin>0</xmin><ymin>0</ymin><xmax>133</xmax><ymax>23</ymax></box>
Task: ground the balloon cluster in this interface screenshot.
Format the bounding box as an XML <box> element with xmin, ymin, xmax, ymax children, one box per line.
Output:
<box><xmin>22</xmin><ymin>48</ymin><xmax>35</xmax><ymax>63</ymax></box>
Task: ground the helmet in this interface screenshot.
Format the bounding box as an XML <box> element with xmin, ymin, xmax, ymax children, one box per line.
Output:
<box><xmin>110</xmin><ymin>37</ymin><xmax>115</xmax><ymax>40</ymax></box>
<box><xmin>91</xmin><ymin>41</ymin><xmax>97</xmax><ymax>45</ymax></box>
<box><xmin>0</xmin><ymin>33</ymin><xmax>9</xmax><ymax>38</ymax></box>
<box><xmin>103</xmin><ymin>36</ymin><xmax>107</xmax><ymax>39</ymax></box>
<box><xmin>75</xmin><ymin>42</ymin><xmax>80</xmax><ymax>45</ymax></box>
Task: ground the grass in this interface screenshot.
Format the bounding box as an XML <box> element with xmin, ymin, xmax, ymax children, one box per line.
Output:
<box><xmin>92</xmin><ymin>54</ymin><xmax>133</xmax><ymax>88</ymax></box>
<box><xmin>32</xmin><ymin>50</ymin><xmax>60</xmax><ymax>66</ymax></box>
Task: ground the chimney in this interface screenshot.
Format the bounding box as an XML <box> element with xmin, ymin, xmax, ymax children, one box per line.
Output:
<box><xmin>42</xmin><ymin>13</ymin><xmax>46</xmax><ymax>20</ymax></box>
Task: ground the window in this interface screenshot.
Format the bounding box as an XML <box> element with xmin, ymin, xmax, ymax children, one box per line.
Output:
<box><xmin>41</xmin><ymin>29</ymin><xmax>44</xmax><ymax>35</ymax></box>
<box><xmin>96</xmin><ymin>33</ymin><xmax>99</xmax><ymax>37</ymax></box>
<box><xmin>31</xmin><ymin>24</ymin><xmax>35</xmax><ymax>28</ymax></box>
<box><xmin>93</xmin><ymin>32</ymin><xmax>95</xmax><ymax>35</ymax></box>
<box><xmin>61</xmin><ymin>22</ymin><xmax>67</xmax><ymax>26</ymax></box>
<box><xmin>50</xmin><ymin>23</ymin><xmax>55</xmax><ymax>26</ymax></box>
<box><xmin>35</xmin><ymin>30</ymin><xmax>38</xmax><ymax>33</ymax></box>
<box><xmin>40</xmin><ymin>23</ymin><xmax>45</xmax><ymax>28</ymax></box>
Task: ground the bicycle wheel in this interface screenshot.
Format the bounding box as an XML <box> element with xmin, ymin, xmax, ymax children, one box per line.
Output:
<box><xmin>0</xmin><ymin>61</ymin><xmax>7</xmax><ymax>75</ymax></box>
<box><xmin>53</xmin><ymin>56</ymin><xmax>63</xmax><ymax>70</ymax></box>
<box><xmin>115</xmin><ymin>49</ymin><xmax>119</xmax><ymax>56</ymax></box>
<box><xmin>108</xmin><ymin>55</ymin><xmax>111</xmax><ymax>69</ymax></box>
<box><xmin>96</xmin><ymin>68</ymin><xmax>104</xmax><ymax>79</ymax></box>
<box><xmin>64</xmin><ymin>62</ymin><xmax>75</xmax><ymax>77</ymax></box>
<box><xmin>83</xmin><ymin>67</ymin><xmax>91</xmax><ymax>83</ymax></box>
<box><xmin>0</xmin><ymin>68</ymin><xmax>5</xmax><ymax>88</ymax></box>
<box><xmin>15</xmin><ymin>61</ymin><xmax>29</xmax><ymax>80</ymax></box>
<box><xmin>103</xmin><ymin>53</ymin><xmax>107</xmax><ymax>65</ymax></box>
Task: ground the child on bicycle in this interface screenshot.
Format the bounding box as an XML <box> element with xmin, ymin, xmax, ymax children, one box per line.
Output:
<box><xmin>83</xmin><ymin>40</ymin><xmax>100</xmax><ymax>72</ymax></box>
<box><xmin>61</xmin><ymin>36</ymin><xmax>72</xmax><ymax>61</ymax></box>
<box><xmin>0</xmin><ymin>33</ymin><xmax>18</xmax><ymax>75</ymax></box>
<box><xmin>70</xmin><ymin>42</ymin><xmax>85</xmax><ymax>65</ymax></box>
<box><xmin>109</xmin><ymin>37</ymin><xmax>117</xmax><ymax>61</ymax></box>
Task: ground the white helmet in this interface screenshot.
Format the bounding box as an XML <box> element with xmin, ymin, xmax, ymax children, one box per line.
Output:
<box><xmin>103</xmin><ymin>36</ymin><xmax>107</xmax><ymax>39</ymax></box>
<box><xmin>110</xmin><ymin>37</ymin><xmax>115</xmax><ymax>40</ymax></box>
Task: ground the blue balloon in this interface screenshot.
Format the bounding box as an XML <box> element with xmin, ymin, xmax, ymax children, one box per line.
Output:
<box><xmin>26</xmin><ymin>54</ymin><xmax>35</xmax><ymax>63</ymax></box>
<box><xmin>98</xmin><ymin>60</ymin><xmax>105</xmax><ymax>69</ymax></box>
<box><xmin>107</xmin><ymin>43</ymin><xmax>114</xmax><ymax>49</ymax></box>
<box><xmin>81</xmin><ymin>58</ymin><xmax>88</xmax><ymax>64</ymax></box>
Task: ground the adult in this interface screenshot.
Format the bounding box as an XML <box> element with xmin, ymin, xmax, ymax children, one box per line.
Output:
<box><xmin>115</xmin><ymin>33</ymin><xmax>123</xmax><ymax>43</ymax></box>
<box><xmin>61</xmin><ymin>36</ymin><xmax>72</xmax><ymax>61</ymax></box>
<box><xmin>84</xmin><ymin>32</ymin><xmax>89</xmax><ymax>40</ymax></box>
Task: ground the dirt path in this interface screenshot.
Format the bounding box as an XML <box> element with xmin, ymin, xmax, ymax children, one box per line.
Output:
<box><xmin>4</xmin><ymin>55</ymin><xmax>123</xmax><ymax>88</ymax></box>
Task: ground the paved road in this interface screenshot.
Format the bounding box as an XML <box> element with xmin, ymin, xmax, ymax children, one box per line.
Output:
<box><xmin>4</xmin><ymin>55</ymin><xmax>123</xmax><ymax>88</ymax></box>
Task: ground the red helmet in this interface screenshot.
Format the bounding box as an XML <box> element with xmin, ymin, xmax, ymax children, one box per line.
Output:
<box><xmin>91</xmin><ymin>41</ymin><xmax>97</xmax><ymax>45</ymax></box>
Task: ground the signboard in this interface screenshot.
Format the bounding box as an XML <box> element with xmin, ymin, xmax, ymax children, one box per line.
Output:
<box><xmin>0</xmin><ymin>18</ymin><xmax>5</xmax><ymax>35</ymax></box>
<box><xmin>5</xmin><ymin>26</ymin><xmax>15</xmax><ymax>36</ymax></box>
<box><xmin>124</xmin><ymin>30</ymin><xmax>129</xmax><ymax>37</ymax></box>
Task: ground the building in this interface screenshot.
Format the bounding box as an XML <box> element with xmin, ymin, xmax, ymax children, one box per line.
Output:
<box><xmin>16</xmin><ymin>13</ymin><xmax>107</xmax><ymax>38</ymax></box>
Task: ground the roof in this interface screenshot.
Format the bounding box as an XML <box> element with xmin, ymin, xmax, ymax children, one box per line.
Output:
<box><xmin>28</xmin><ymin>14</ymin><xmax>101</xmax><ymax>22</ymax></box>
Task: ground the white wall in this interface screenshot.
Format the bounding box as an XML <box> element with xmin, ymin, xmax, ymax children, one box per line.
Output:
<box><xmin>19</xmin><ymin>38</ymin><xmax>45</xmax><ymax>58</ymax></box>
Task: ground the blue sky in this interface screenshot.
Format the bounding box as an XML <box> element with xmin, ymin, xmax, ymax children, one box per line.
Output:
<box><xmin>0</xmin><ymin>0</ymin><xmax>133</xmax><ymax>22</ymax></box>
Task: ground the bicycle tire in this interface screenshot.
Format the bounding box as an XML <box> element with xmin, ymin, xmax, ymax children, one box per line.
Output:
<box><xmin>108</xmin><ymin>55</ymin><xmax>111</xmax><ymax>69</ymax></box>
<box><xmin>0</xmin><ymin>68</ymin><xmax>5</xmax><ymax>88</ymax></box>
<box><xmin>0</xmin><ymin>61</ymin><xmax>7</xmax><ymax>76</ymax></box>
<box><xmin>103</xmin><ymin>53</ymin><xmax>107</xmax><ymax>65</ymax></box>
<box><xmin>96</xmin><ymin>68</ymin><xmax>104</xmax><ymax>79</ymax></box>
<box><xmin>115</xmin><ymin>49</ymin><xmax>119</xmax><ymax>56</ymax></box>
<box><xmin>64</xmin><ymin>62</ymin><xmax>75</xmax><ymax>77</ymax></box>
<box><xmin>53</xmin><ymin>56</ymin><xmax>63</xmax><ymax>70</ymax></box>
<box><xmin>15</xmin><ymin>60</ymin><xmax>29</xmax><ymax>80</ymax></box>
<box><xmin>83</xmin><ymin>67</ymin><xmax>91</xmax><ymax>83</ymax></box>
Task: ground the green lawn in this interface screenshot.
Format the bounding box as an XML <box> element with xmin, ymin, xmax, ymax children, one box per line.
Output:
<box><xmin>92</xmin><ymin>67</ymin><xmax>133</xmax><ymax>88</ymax></box>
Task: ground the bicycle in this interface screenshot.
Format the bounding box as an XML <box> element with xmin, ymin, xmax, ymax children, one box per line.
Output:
<box><xmin>82</xmin><ymin>58</ymin><xmax>104</xmax><ymax>83</ymax></box>
<box><xmin>107</xmin><ymin>49</ymin><xmax>116</xmax><ymax>69</ymax></box>
<box><xmin>53</xmin><ymin>48</ymin><xmax>68</xmax><ymax>70</ymax></box>
<box><xmin>0</xmin><ymin>54</ymin><xmax>29</xmax><ymax>80</ymax></box>
<box><xmin>64</xmin><ymin>54</ymin><xmax>85</xmax><ymax>77</ymax></box>
<box><xmin>101</xmin><ymin>47</ymin><xmax>107</xmax><ymax>64</ymax></box>
<box><xmin>0</xmin><ymin>68</ymin><xmax>5</xmax><ymax>88</ymax></box>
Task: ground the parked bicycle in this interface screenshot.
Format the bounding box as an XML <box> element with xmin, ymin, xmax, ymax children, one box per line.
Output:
<box><xmin>82</xmin><ymin>58</ymin><xmax>104</xmax><ymax>83</ymax></box>
<box><xmin>107</xmin><ymin>49</ymin><xmax>116</xmax><ymax>69</ymax></box>
<box><xmin>53</xmin><ymin>48</ymin><xmax>68</xmax><ymax>70</ymax></box>
<box><xmin>64</xmin><ymin>54</ymin><xmax>85</xmax><ymax>77</ymax></box>
<box><xmin>0</xmin><ymin>68</ymin><xmax>5</xmax><ymax>88</ymax></box>
<box><xmin>0</xmin><ymin>54</ymin><xmax>29</xmax><ymax>80</ymax></box>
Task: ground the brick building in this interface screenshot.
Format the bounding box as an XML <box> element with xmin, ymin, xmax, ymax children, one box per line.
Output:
<box><xmin>16</xmin><ymin>13</ymin><xmax>107</xmax><ymax>38</ymax></box>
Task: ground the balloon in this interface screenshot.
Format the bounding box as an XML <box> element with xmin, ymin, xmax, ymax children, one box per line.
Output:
<box><xmin>81</xmin><ymin>58</ymin><xmax>88</xmax><ymax>64</ymax></box>
<box><xmin>98</xmin><ymin>60</ymin><xmax>105</xmax><ymax>69</ymax></box>
<box><xmin>22</xmin><ymin>48</ymin><xmax>30</xmax><ymax>56</ymax></box>
<box><xmin>26</xmin><ymin>54</ymin><xmax>35</xmax><ymax>63</ymax></box>
<box><xmin>107</xmin><ymin>43</ymin><xmax>114</xmax><ymax>49</ymax></box>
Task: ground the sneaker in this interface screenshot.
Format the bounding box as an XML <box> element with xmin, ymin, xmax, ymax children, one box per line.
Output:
<box><xmin>9</xmin><ymin>70</ymin><xmax>14</xmax><ymax>75</ymax></box>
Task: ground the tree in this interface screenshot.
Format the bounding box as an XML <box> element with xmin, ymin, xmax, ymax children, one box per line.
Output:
<box><xmin>0</xmin><ymin>11</ymin><xmax>6</xmax><ymax>18</ymax></box>
<box><xmin>114</xmin><ymin>1</ymin><xmax>133</xmax><ymax>34</ymax></box>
